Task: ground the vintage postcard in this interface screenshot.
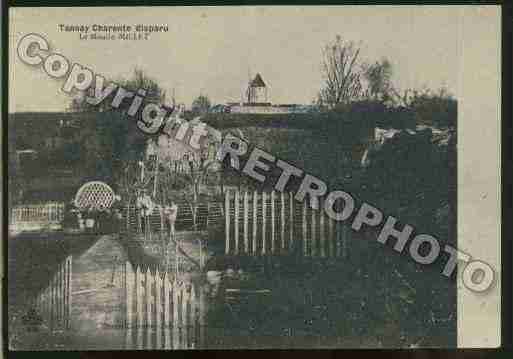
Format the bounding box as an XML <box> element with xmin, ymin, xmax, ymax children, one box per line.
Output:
<box><xmin>6</xmin><ymin>5</ymin><xmax>501</xmax><ymax>350</ymax></box>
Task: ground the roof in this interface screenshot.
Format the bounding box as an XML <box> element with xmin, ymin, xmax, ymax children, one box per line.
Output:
<box><xmin>249</xmin><ymin>73</ymin><xmax>266</xmax><ymax>88</ymax></box>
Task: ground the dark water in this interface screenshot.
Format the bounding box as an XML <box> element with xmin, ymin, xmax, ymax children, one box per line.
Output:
<box><xmin>11</xmin><ymin>269</ymin><xmax>379</xmax><ymax>349</ymax></box>
<box><xmin>8</xmin><ymin>233</ymin><xmax>455</xmax><ymax>350</ymax></box>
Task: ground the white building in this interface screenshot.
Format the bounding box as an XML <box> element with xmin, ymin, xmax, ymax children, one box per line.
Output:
<box><xmin>226</xmin><ymin>73</ymin><xmax>310</xmax><ymax>114</ymax></box>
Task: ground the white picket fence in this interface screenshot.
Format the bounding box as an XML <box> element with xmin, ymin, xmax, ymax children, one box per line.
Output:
<box><xmin>34</xmin><ymin>255</ymin><xmax>73</xmax><ymax>330</ymax></box>
<box><xmin>225</xmin><ymin>190</ymin><xmax>351</xmax><ymax>257</ymax></box>
<box><xmin>10</xmin><ymin>203</ymin><xmax>65</xmax><ymax>232</ymax></box>
<box><xmin>124</xmin><ymin>262</ymin><xmax>206</xmax><ymax>349</ymax></box>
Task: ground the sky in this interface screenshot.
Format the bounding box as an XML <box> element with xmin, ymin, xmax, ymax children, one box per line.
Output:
<box><xmin>9</xmin><ymin>6</ymin><xmax>471</xmax><ymax>112</ymax></box>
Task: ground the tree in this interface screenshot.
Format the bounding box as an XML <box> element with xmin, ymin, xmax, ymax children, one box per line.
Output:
<box><xmin>161</xmin><ymin>134</ymin><xmax>220</xmax><ymax>229</ymax></box>
<box><xmin>412</xmin><ymin>87</ymin><xmax>457</xmax><ymax>128</ymax></box>
<box><xmin>67</xmin><ymin>68</ymin><xmax>168</xmax><ymax>181</ymax></box>
<box><xmin>363</xmin><ymin>58</ymin><xmax>394</xmax><ymax>103</ymax></box>
<box><xmin>191</xmin><ymin>95</ymin><xmax>211</xmax><ymax>115</ymax></box>
<box><xmin>154</xmin><ymin>123</ymin><xmax>222</xmax><ymax>229</ymax></box>
<box><xmin>391</xmin><ymin>87</ymin><xmax>457</xmax><ymax>128</ymax></box>
<box><xmin>181</xmin><ymin>152</ymin><xmax>218</xmax><ymax>229</ymax></box>
<box><xmin>68</xmin><ymin>67</ymin><xmax>166</xmax><ymax>112</ymax></box>
<box><xmin>318</xmin><ymin>35</ymin><xmax>363</xmax><ymax>108</ymax></box>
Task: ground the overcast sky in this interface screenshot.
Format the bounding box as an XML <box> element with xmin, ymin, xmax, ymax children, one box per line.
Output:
<box><xmin>9</xmin><ymin>6</ymin><xmax>487</xmax><ymax>112</ymax></box>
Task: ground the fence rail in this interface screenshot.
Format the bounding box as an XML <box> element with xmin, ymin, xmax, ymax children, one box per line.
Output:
<box><xmin>123</xmin><ymin>201</ymin><xmax>224</xmax><ymax>237</ymax></box>
<box><xmin>124</xmin><ymin>262</ymin><xmax>206</xmax><ymax>349</ymax></box>
<box><xmin>34</xmin><ymin>255</ymin><xmax>73</xmax><ymax>330</ymax></box>
<box><xmin>10</xmin><ymin>203</ymin><xmax>65</xmax><ymax>231</ymax></box>
<box><xmin>225</xmin><ymin>190</ymin><xmax>351</xmax><ymax>257</ymax></box>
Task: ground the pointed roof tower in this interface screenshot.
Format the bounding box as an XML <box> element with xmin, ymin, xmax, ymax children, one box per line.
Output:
<box><xmin>249</xmin><ymin>73</ymin><xmax>266</xmax><ymax>88</ymax></box>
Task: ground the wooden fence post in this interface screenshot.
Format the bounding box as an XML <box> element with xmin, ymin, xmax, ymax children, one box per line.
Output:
<box><xmin>252</xmin><ymin>191</ymin><xmax>258</xmax><ymax>255</ymax></box>
<box><xmin>163</xmin><ymin>274</ymin><xmax>171</xmax><ymax>348</ymax></box>
<box><xmin>59</xmin><ymin>261</ymin><xmax>63</xmax><ymax>326</ymax></box>
<box><xmin>243</xmin><ymin>192</ymin><xmax>249</xmax><ymax>253</ymax></box>
<box><xmin>182</xmin><ymin>284</ymin><xmax>189</xmax><ymax>330</ymax></box>
<box><xmin>125</xmin><ymin>261</ymin><xmax>133</xmax><ymax>328</ymax></box>
<box><xmin>47</xmin><ymin>285</ymin><xmax>51</xmax><ymax>324</ymax></box>
<box><xmin>173</xmin><ymin>280</ymin><xmax>179</xmax><ymax>327</ymax></box>
<box><xmin>41</xmin><ymin>288</ymin><xmax>45</xmax><ymax>323</ymax></box>
<box><xmin>62</xmin><ymin>256</ymin><xmax>71</xmax><ymax>329</ymax></box>
<box><xmin>55</xmin><ymin>263</ymin><xmax>60</xmax><ymax>327</ymax></box>
<box><xmin>163</xmin><ymin>272</ymin><xmax>170</xmax><ymax>328</ymax></box>
<box><xmin>46</xmin><ymin>286</ymin><xmax>50</xmax><ymax>325</ymax></box>
<box><xmin>47</xmin><ymin>285</ymin><xmax>50</xmax><ymax>327</ymax></box>
<box><xmin>225</xmin><ymin>190</ymin><xmax>230</xmax><ymax>254</ymax></box>
<box><xmin>190</xmin><ymin>284</ymin><xmax>197</xmax><ymax>346</ymax></box>
<box><xmin>145</xmin><ymin>268</ymin><xmax>152</xmax><ymax>329</ymax></box>
<box><xmin>54</xmin><ymin>273</ymin><xmax>59</xmax><ymax>329</ymax></box>
<box><xmin>234</xmin><ymin>191</ymin><xmax>239</xmax><ymax>255</ymax></box>
<box><xmin>156</xmin><ymin>269</ymin><xmax>163</xmax><ymax>346</ymax></box>
<box><xmin>199</xmin><ymin>285</ymin><xmax>205</xmax><ymax>348</ymax></box>
<box><xmin>125</xmin><ymin>326</ymin><xmax>133</xmax><ymax>350</ymax></box>
<box><xmin>262</xmin><ymin>192</ymin><xmax>267</xmax><ymax>255</ymax></box>
<box><xmin>62</xmin><ymin>261</ymin><xmax>66</xmax><ymax>326</ymax></box>
<box><xmin>289</xmin><ymin>192</ymin><xmax>294</xmax><ymax>252</ymax></box>
<box><xmin>302</xmin><ymin>200</ymin><xmax>307</xmax><ymax>256</ymax></box>
<box><xmin>311</xmin><ymin>201</ymin><xmax>317</xmax><ymax>257</ymax></box>
<box><xmin>156</xmin><ymin>268</ymin><xmax>162</xmax><ymax>327</ymax></box>
<box><xmin>136</xmin><ymin>313</ymin><xmax>143</xmax><ymax>350</ymax></box>
<box><xmin>57</xmin><ymin>265</ymin><xmax>61</xmax><ymax>325</ymax></box>
<box><xmin>271</xmin><ymin>191</ymin><xmax>276</xmax><ymax>254</ymax></box>
<box><xmin>50</xmin><ymin>273</ymin><xmax>55</xmax><ymax>330</ymax></box>
<box><xmin>320</xmin><ymin>198</ymin><xmax>326</xmax><ymax>258</ymax></box>
<box><xmin>66</xmin><ymin>255</ymin><xmax>72</xmax><ymax>330</ymax></box>
<box><xmin>280</xmin><ymin>191</ymin><xmax>285</xmax><ymax>251</ymax></box>
<box><xmin>54</xmin><ymin>271</ymin><xmax>58</xmax><ymax>327</ymax></box>
<box><xmin>61</xmin><ymin>260</ymin><xmax>66</xmax><ymax>326</ymax></box>
<box><xmin>178</xmin><ymin>285</ymin><xmax>184</xmax><ymax>346</ymax></box>
<box><xmin>136</xmin><ymin>266</ymin><xmax>143</xmax><ymax>328</ymax></box>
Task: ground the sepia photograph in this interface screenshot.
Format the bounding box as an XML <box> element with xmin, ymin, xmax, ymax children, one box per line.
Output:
<box><xmin>6</xmin><ymin>5</ymin><xmax>501</xmax><ymax>350</ymax></box>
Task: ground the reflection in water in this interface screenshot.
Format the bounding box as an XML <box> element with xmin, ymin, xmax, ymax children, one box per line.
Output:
<box><xmin>125</xmin><ymin>324</ymin><xmax>204</xmax><ymax>349</ymax></box>
<box><xmin>123</xmin><ymin>262</ymin><xmax>212</xmax><ymax>349</ymax></box>
<box><xmin>11</xmin><ymin>232</ymin><xmax>456</xmax><ymax>349</ymax></box>
<box><xmin>34</xmin><ymin>256</ymin><xmax>73</xmax><ymax>331</ymax></box>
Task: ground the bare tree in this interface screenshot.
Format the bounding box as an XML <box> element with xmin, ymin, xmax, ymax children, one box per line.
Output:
<box><xmin>318</xmin><ymin>35</ymin><xmax>363</xmax><ymax>108</ymax></box>
<box><xmin>175</xmin><ymin>151</ymin><xmax>219</xmax><ymax>229</ymax></box>
<box><xmin>156</xmin><ymin>128</ymin><xmax>221</xmax><ymax>229</ymax></box>
<box><xmin>116</xmin><ymin>159</ymin><xmax>154</xmax><ymax>231</ymax></box>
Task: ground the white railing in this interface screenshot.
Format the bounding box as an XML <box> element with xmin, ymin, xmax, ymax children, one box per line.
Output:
<box><xmin>10</xmin><ymin>202</ymin><xmax>65</xmax><ymax>232</ymax></box>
